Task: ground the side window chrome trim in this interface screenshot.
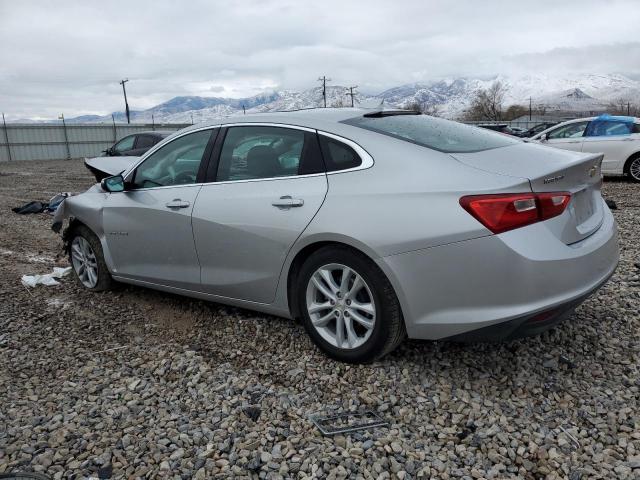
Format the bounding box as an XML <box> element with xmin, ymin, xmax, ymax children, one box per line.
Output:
<box><xmin>317</xmin><ymin>130</ymin><xmax>375</xmax><ymax>174</ymax></box>
<box><xmin>122</xmin><ymin>125</ymin><xmax>217</xmax><ymax>180</ymax></box>
<box><xmin>201</xmin><ymin>172</ymin><xmax>326</xmax><ymax>187</ymax></box>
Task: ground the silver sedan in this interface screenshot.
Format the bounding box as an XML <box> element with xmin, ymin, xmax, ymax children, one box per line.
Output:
<box><xmin>56</xmin><ymin>109</ymin><xmax>619</xmax><ymax>362</ymax></box>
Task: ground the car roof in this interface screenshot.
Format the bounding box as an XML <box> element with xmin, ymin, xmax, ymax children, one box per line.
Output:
<box><xmin>139</xmin><ymin>130</ymin><xmax>174</xmax><ymax>136</ymax></box>
<box><xmin>176</xmin><ymin>108</ymin><xmax>376</xmax><ymax>136</ymax></box>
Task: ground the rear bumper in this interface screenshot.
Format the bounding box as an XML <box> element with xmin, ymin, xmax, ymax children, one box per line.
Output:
<box><xmin>377</xmin><ymin>200</ymin><xmax>619</xmax><ymax>340</ymax></box>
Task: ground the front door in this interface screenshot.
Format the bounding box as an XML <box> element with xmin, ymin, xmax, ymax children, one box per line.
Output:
<box><xmin>543</xmin><ymin>121</ymin><xmax>589</xmax><ymax>152</ymax></box>
<box><xmin>103</xmin><ymin>128</ymin><xmax>216</xmax><ymax>290</ymax></box>
<box><xmin>192</xmin><ymin>125</ymin><xmax>328</xmax><ymax>303</ymax></box>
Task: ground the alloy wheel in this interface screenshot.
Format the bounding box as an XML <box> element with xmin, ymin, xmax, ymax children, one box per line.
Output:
<box><xmin>70</xmin><ymin>236</ymin><xmax>99</xmax><ymax>288</ymax></box>
<box><xmin>305</xmin><ymin>263</ymin><xmax>376</xmax><ymax>349</ymax></box>
<box><xmin>630</xmin><ymin>157</ymin><xmax>640</xmax><ymax>181</ymax></box>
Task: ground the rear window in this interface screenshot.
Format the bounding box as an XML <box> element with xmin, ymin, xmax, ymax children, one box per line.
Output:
<box><xmin>342</xmin><ymin>114</ymin><xmax>519</xmax><ymax>153</ymax></box>
<box><xmin>319</xmin><ymin>136</ymin><xmax>362</xmax><ymax>171</ymax></box>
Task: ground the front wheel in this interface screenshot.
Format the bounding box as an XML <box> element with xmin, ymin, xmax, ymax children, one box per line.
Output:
<box><xmin>68</xmin><ymin>225</ymin><xmax>113</xmax><ymax>291</ymax></box>
<box><xmin>296</xmin><ymin>246</ymin><xmax>405</xmax><ymax>363</ymax></box>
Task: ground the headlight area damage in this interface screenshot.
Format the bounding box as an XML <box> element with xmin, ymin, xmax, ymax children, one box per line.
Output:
<box><xmin>52</xmin><ymin>183</ymin><xmax>108</xmax><ymax>253</ymax></box>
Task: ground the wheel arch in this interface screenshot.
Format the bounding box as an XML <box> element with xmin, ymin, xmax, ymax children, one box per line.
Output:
<box><xmin>284</xmin><ymin>235</ymin><xmax>403</xmax><ymax>323</ymax></box>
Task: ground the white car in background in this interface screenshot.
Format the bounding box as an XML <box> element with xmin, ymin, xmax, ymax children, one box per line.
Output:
<box><xmin>530</xmin><ymin>115</ymin><xmax>640</xmax><ymax>181</ymax></box>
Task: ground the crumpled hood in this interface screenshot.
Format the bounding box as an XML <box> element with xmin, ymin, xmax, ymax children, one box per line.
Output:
<box><xmin>84</xmin><ymin>156</ymin><xmax>139</xmax><ymax>177</ymax></box>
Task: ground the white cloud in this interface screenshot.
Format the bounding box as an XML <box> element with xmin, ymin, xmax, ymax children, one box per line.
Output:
<box><xmin>1</xmin><ymin>0</ymin><xmax>639</xmax><ymax>119</ymax></box>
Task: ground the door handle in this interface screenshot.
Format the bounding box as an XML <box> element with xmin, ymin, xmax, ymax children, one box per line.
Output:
<box><xmin>567</xmin><ymin>141</ymin><xmax>581</xmax><ymax>144</ymax></box>
<box><xmin>272</xmin><ymin>195</ymin><xmax>304</xmax><ymax>209</ymax></box>
<box><xmin>165</xmin><ymin>199</ymin><xmax>190</xmax><ymax>209</ymax></box>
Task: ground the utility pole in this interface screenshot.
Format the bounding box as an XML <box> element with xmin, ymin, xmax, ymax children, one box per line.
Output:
<box><xmin>628</xmin><ymin>102</ymin><xmax>631</xmax><ymax>116</ymax></box>
<box><xmin>119</xmin><ymin>79</ymin><xmax>130</xmax><ymax>124</ymax></box>
<box><xmin>529</xmin><ymin>96</ymin><xmax>532</xmax><ymax>121</ymax></box>
<box><xmin>151</xmin><ymin>114</ymin><xmax>155</xmax><ymax>130</ymax></box>
<box><xmin>190</xmin><ymin>113</ymin><xmax>194</xmax><ymax>125</ymax></box>
<box><xmin>2</xmin><ymin>113</ymin><xmax>12</xmax><ymax>162</ymax></box>
<box><xmin>111</xmin><ymin>114</ymin><xmax>117</xmax><ymax>142</ymax></box>
<box><xmin>318</xmin><ymin>76</ymin><xmax>331</xmax><ymax>108</ymax></box>
<box><xmin>242</xmin><ymin>104</ymin><xmax>246</xmax><ymax>114</ymax></box>
<box><xmin>58</xmin><ymin>114</ymin><xmax>71</xmax><ymax>160</ymax></box>
<box><xmin>346</xmin><ymin>86</ymin><xmax>358</xmax><ymax>108</ymax></box>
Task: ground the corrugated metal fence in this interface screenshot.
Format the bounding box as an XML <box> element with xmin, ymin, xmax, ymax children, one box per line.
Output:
<box><xmin>0</xmin><ymin>123</ymin><xmax>190</xmax><ymax>162</ymax></box>
<box><xmin>1</xmin><ymin>119</ymin><xmax>560</xmax><ymax>162</ymax></box>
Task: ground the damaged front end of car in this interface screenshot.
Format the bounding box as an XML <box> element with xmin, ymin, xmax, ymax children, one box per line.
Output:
<box><xmin>52</xmin><ymin>183</ymin><xmax>109</xmax><ymax>255</ymax></box>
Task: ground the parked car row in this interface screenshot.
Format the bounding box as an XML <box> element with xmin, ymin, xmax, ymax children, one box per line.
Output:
<box><xmin>478</xmin><ymin>122</ymin><xmax>559</xmax><ymax>138</ymax></box>
<box><xmin>61</xmin><ymin>108</ymin><xmax>619</xmax><ymax>362</ymax></box>
<box><xmin>528</xmin><ymin>115</ymin><xmax>640</xmax><ymax>181</ymax></box>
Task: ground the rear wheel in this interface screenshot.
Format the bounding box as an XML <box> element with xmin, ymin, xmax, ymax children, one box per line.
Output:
<box><xmin>68</xmin><ymin>225</ymin><xmax>113</xmax><ymax>291</ymax></box>
<box><xmin>296</xmin><ymin>246</ymin><xmax>405</xmax><ymax>363</ymax></box>
<box><xmin>626</xmin><ymin>154</ymin><xmax>640</xmax><ymax>182</ymax></box>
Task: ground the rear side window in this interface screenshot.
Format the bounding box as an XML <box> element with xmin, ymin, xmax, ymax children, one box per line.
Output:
<box><xmin>136</xmin><ymin>135</ymin><xmax>157</xmax><ymax>149</ymax></box>
<box><xmin>216</xmin><ymin>126</ymin><xmax>324</xmax><ymax>181</ymax></box>
<box><xmin>319</xmin><ymin>136</ymin><xmax>362</xmax><ymax>171</ymax></box>
<box><xmin>342</xmin><ymin>114</ymin><xmax>519</xmax><ymax>153</ymax></box>
<box><xmin>585</xmin><ymin>120</ymin><xmax>634</xmax><ymax>137</ymax></box>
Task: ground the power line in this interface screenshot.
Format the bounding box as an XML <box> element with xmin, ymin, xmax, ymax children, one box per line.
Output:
<box><xmin>119</xmin><ymin>79</ymin><xmax>130</xmax><ymax>124</ymax></box>
<box><xmin>346</xmin><ymin>86</ymin><xmax>358</xmax><ymax>108</ymax></box>
<box><xmin>318</xmin><ymin>76</ymin><xmax>331</xmax><ymax>108</ymax></box>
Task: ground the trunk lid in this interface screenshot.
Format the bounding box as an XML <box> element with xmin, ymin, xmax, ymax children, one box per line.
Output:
<box><xmin>451</xmin><ymin>143</ymin><xmax>604</xmax><ymax>244</ymax></box>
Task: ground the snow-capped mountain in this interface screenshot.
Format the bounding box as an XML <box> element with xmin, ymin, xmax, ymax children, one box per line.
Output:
<box><xmin>64</xmin><ymin>73</ymin><xmax>640</xmax><ymax>124</ymax></box>
<box><xmin>377</xmin><ymin>73</ymin><xmax>640</xmax><ymax>117</ymax></box>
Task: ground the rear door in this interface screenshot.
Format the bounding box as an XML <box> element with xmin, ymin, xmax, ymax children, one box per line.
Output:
<box><xmin>581</xmin><ymin>118</ymin><xmax>638</xmax><ymax>174</ymax></box>
<box><xmin>103</xmin><ymin>128</ymin><xmax>217</xmax><ymax>289</ymax></box>
<box><xmin>192</xmin><ymin>125</ymin><xmax>328</xmax><ymax>303</ymax></box>
<box><xmin>129</xmin><ymin>134</ymin><xmax>158</xmax><ymax>156</ymax></box>
<box><xmin>542</xmin><ymin>121</ymin><xmax>589</xmax><ymax>152</ymax></box>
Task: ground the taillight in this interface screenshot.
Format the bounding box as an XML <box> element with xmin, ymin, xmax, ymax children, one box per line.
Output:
<box><xmin>460</xmin><ymin>192</ymin><xmax>571</xmax><ymax>234</ymax></box>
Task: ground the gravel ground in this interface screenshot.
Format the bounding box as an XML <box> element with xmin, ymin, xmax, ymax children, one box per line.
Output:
<box><xmin>0</xmin><ymin>159</ymin><xmax>639</xmax><ymax>480</ymax></box>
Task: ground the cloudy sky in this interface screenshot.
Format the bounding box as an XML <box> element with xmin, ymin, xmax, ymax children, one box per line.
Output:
<box><xmin>1</xmin><ymin>0</ymin><xmax>639</xmax><ymax>119</ymax></box>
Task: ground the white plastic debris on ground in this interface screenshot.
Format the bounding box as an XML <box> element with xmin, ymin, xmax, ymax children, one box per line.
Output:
<box><xmin>21</xmin><ymin>266</ymin><xmax>72</xmax><ymax>287</ymax></box>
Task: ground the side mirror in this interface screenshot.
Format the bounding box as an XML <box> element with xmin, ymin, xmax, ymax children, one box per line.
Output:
<box><xmin>539</xmin><ymin>133</ymin><xmax>548</xmax><ymax>142</ymax></box>
<box><xmin>101</xmin><ymin>174</ymin><xmax>125</xmax><ymax>193</ymax></box>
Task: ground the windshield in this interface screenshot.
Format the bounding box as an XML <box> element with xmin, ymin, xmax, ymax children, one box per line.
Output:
<box><xmin>342</xmin><ymin>114</ymin><xmax>520</xmax><ymax>153</ymax></box>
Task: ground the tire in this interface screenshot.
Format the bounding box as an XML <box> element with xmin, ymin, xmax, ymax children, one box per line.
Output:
<box><xmin>625</xmin><ymin>154</ymin><xmax>640</xmax><ymax>183</ymax></box>
<box><xmin>296</xmin><ymin>245</ymin><xmax>405</xmax><ymax>363</ymax></box>
<box><xmin>68</xmin><ymin>224</ymin><xmax>113</xmax><ymax>291</ymax></box>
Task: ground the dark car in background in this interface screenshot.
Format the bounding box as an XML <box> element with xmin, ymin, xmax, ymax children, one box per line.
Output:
<box><xmin>477</xmin><ymin>124</ymin><xmax>521</xmax><ymax>136</ymax></box>
<box><xmin>523</xmin><ymin>122</ymin><xmax>560</xmax><ymax>138</ymax></box>
<box><xmin>103</xmin><ymin>131</ymin><xmax>173</xmax><ymax>156</ymax></box>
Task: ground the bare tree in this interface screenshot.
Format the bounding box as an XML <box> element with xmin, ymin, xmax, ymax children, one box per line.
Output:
<box><xmin>464</xmin><ymin>81</ymin><xmax>508</xmax><ymax>121</ymax></box>
<box><xmin>422</xmin><ymin>103</ymin><xmax>441</xmax><ymax>117</ymax></box>
<box><xmin>403</xmin><ymin>101</ymin><xmax>422</xmax><ymax>113</ymax></box>
<box><xmin>606</xmin><ymin>98</ymin><xmax>637</xmax><ymax>116</ymax></box>
<box><xmin>503</xmin><ymin>104</ymin><xmax>528</xmax><ymax>121</ymax></box>
<box><xmin>331</xmin><ymin>97</ymin><xmax>346</xmax><ymax>108</ymax></box>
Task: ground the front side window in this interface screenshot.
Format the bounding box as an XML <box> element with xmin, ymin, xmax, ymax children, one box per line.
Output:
<box><xmin>342</xmin><ymin>114</ymin><xmax>519</xmax><ymax>153</ymax></box>
<box><xmin>216</xmin><ymin>126</ymin><xmax>314</xmax><ymax>181</ymax></box>
<box><xmin>585</xmin><ymin>120</ymin><xmax>634</xmax><ymax>137</ymax></box>
<box><xmin>547</xmin><ymin>121</ymin><xmax>588</xmax><ymax>140</ymax></box>
<box><xmin>113</xmin><ymin>135</ymin><xmax>135</xmax><ymax>153</ymax></box>
<box><xmin>132</xmin><ymin>129</ymin><xmax>212</xmax><ymax>189</ymax></box>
